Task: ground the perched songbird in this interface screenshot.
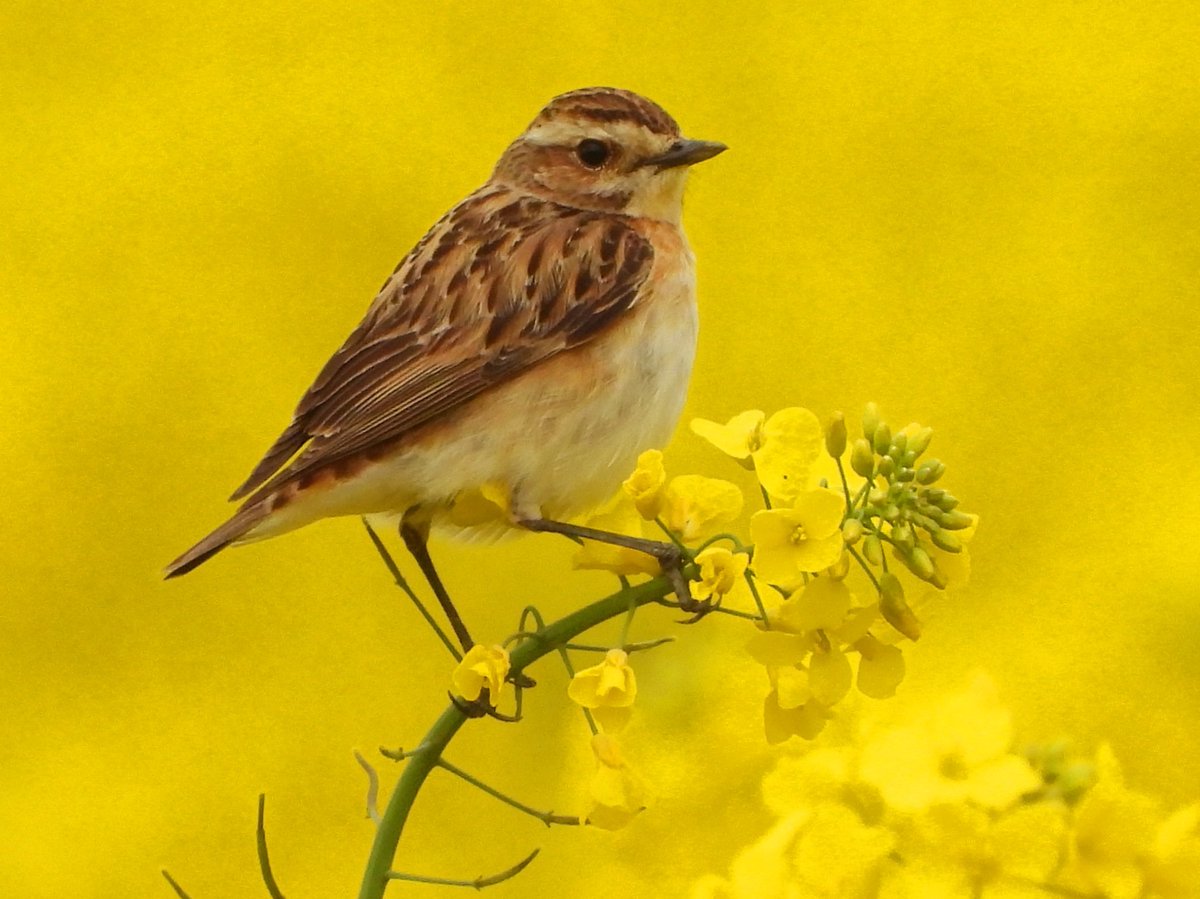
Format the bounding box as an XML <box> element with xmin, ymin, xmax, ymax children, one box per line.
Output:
<box><xmin>165</xmin><ymin>87</ymin><xmax>725</xmax><ymax>588</ymax></box>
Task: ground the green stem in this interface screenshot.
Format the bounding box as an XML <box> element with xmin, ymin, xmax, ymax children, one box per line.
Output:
<box><xmin>834</xmin><ymin>457</ymin><xmax>853</xmax><ymax>509</ymax></box>
<box><xmin>356</xmin><ymin>574</ymin><xmax>679</xmax><ymax>899</ymax></box>
<box><xmin>257</xmin><ymin>794</ymin><xmax>287</xmax><ymax>899</ymax></box>
<box><xmin>694</xmin><ymin>532</ymin><xmax>747</xmax><ymax>553</ymax></box>
<box><xmin>385</xmin><ymin>849</ymin><xmax>539</xmax><ymax>889</ymax></box>
<box><xmin>435</xmin><ymin>758</ymin><xmax>581</xmax><ymax>826</ymax></box>
<box><xmin>653</xmin><ymin>517</ymin><xmax>690</xmax><ymax>554</ymax></box>
<box><xmin>744</xmin><ymin>571</ymin><xmax>771</xmax><ymax>626</ymax></box>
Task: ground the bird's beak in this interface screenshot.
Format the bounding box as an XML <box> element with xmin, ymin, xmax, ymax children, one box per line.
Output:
<box><xmin>642</xmin><ymin>139</ymin><xmax>728</xmax><ymax>170</ymax></box>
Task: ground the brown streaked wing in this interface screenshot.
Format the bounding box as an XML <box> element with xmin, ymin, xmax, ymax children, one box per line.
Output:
<box><xmin>228</xmin><ymin>185</ymin><xmax>654</xmax><ymax>503</ymax></box>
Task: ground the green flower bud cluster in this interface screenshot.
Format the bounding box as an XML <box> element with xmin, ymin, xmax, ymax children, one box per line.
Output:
<box><xmin>834</xmin><ymin>404</ymin><xmax>975</xmax><ymax>595</ymax></box>
<box><xmin>1023</xmin><ymin>741</ymin><xmax>1096</xmax><ymax>805</ymax></box>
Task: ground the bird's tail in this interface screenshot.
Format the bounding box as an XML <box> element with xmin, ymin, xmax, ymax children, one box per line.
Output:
<box><xmin>164</xmin><ymin>503</ymin><xmax>268</xmax><ymax>578</ymax></box>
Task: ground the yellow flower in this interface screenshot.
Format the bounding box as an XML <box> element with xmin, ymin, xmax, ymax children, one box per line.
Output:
<box><xmin>854</xmin><ymin>634</ymin><xmax>906</xmax><ymax>699</ymax></box>
<box><xmin>690</xmin><ymin>547</ymin><xmax>750</xmax><ymax>605</ymax></box>
<box><xmin>690</xmin><ymin>409</ymin><xmax>766</xmax><ymax>461</ymax></box>
<box><xmin>763</xmin><ymin>689</ymin><xmax>828</xmax><ymax>743</ymax></box>
<box><xmin>886</xmin><ymin>801</ymin><xmax>1067</xmax><ymax>898</ymax></box>
<box><xmin>572</xmin><ymin>496</ymin><xmax>661</xmax><ymax>577</ymax></box>
<box><xmin>692</xmin><ymin>407</ymin><xmax>823</xmax><ymax>501</ymax></box>
<box><xmin>858</xmin><ymin>673</ymin><xmax>1042</xmax><ymax>812</ymax></box>
<box><xmin>622</xmin><ymin>449</ymin><xmax>666</xmax><ymax>520</ymax></box>
<box><xmin>568</xmin><ymin>648</ymin><xmax>637</xmax><ymax>708</ymax></box>
<box><xmin>696</xmin><ymin>805</ymin><xmax>894</xmax><ymax>899</ymax></box>
<box><xmin>1058</xmin><ymin>743</ymin><xmax>1161</xmax><ymax>899</ymax></box>
<box><xmin>569</xmin><ymin>648</ymin><xmax>637</xmax><ymax>732</ymax></box>
<box><xmin>450</xmin><ymin>644</ymin><xmax>510</xmax><ymax>703</ymax></box>
<box><xmin>660</xmin><ymin>475</ymin><xmax>743</xmax><ymax>543</ymax></box>
<box><xmin>750</xmin><ymin>488</ymin><xmax>845</xmax><ymax>583</ymax></box>
<box><xmin>586</xmin><ymin>733</ymin><xmax>650</xmax><ymax>830</ymax></box>
<box><xmin>1144</xmin><ymin>803</ymin><xmax>1200</xmax><ymax>898</ymax></box>
<box><xmin>777</xmin><ymin>577</ymin><xmax>852</xmax><ymax>633</ymax></box>
<box><xmin>808</xmin><ymin>643</ymin><xmax>852</xmax><ymax>706</ymax></box>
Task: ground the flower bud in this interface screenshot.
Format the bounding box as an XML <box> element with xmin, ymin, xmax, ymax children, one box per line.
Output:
<box><xmin>873</xmin><ymin>423</ymin><xmax>892</xmax><ymax>456</ymax></box>
<box><xmin>896</xmin><ymin>467</ymin><xmax>915</xmax><ymax>482</ymax></box>
<box><xmin>881</xmin><ymin>504</ymin><xmax>900</xmax><ymax>521</ymax></box>
<box><xmin>863</xmin><ymin>533</ymin><xmax>883</xmax><ymax>565</ymax></box>
<box><xmin>915</xmin><ymin>459</ymin><xmax>945</xmax><ymax>484</ymax></box>
<box><xmin>889</xmin><ymin>432</ymin><xmax>907</xmax><ymax>459</ymax></box>
<box><xmin>907</xmin><ymin>426</ymin><xmax>933</xmax><ymax>457</ymax></box>
<box><xmin>878</xmin><ymin>455</ymin><xmax>895</xmax><ymax>478</ymax></box>
<box><xmin>879</xmin><ymin>573</ymin><xmax>921</xmax><ymax>640</ymax></box>
<box><xmin>825</xmin><ymin>412</ymin><xmax>847</xmax><ymax>459</ymax></box>
<box><xmin>908</xmin><ymin>512</ymin><xmax>932</xmax><ymax>530</ymax></box>
<box><xmin>903</xmin><ymin>546</ymin><xmax>935</xmax><ymax>580</ymax></box>
<box><xmin>937</xmin><ymin>493</ymin><xmax>959</xmax><ymax>512</ymax></box>
<box><xmin>869</xmin><ymin>488</ymin><xmax>887</xmax><ymax>505</ymax></box>
<box><xmin>924</xmin><ymin>487</ymin><xmax>945</xmax><ymax>503</ymax></box>
<box><xmin>940</xmin><ymin>510</ymin><xmax>973</xmax><ymax>530</ymax></box>
<box><xmin>825</xmin><ymin>550</ymin><xmax>850</xmax><ymax>580</ymax></box>
<box><xmin>862</xmin><ymin>403</ymin><xmax>880</xmax><ymax>441</ymax></box>
<box><xmin>842</xmin><ymin>518</ymin><xmax>864</xmax><ymax>546</ymax></box>
<box><xmin>851</xmin><ymin>439</ymin><xmax>875</xmax><ymax>478</ymax></box>
<box><xmin>901</xmin><ymin>450</ymin><xmax>918</xmax><ymax>468</ymax></box>
<box><xmin>892</xmin><ymin>522</ymin><xmax>914</xmax><ymax>552</ymax></box>
<box><xmin>919</xmin><ymin>504</ymin><xmax>945</xmax><ymax>525</ymax></box>
<box><xmin>931</xmin><ymin>529</ymin><xmax>962</xmax><ymax>553</ymax></box>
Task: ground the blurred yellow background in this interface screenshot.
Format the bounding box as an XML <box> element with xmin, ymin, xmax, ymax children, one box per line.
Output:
<box><xmin>3</xmin><ymin>1</ymin><xmax>1198</xmax><ymax>896</ymax></box>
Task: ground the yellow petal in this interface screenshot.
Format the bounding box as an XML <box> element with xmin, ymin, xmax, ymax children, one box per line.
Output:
<box><xmin>763</xmin><ymin>693</ymin><xmax>827</xmax><ymax>743</ymax></box>
<box><xmin>753</xmin><ymin>407</ymin><xmax>823</xmax><ymax>501</ymax></box>
<box><xmin>792</xmin><ymin>487</ymin><xmax>846</xmax><ymax>537</ymax></box>
<box><xmin>809</xmin><ymin>644</ymin><xmax>852</xmax><ymax>706</ymax></box>
<box><xmin>622</xmin><ymin>449</ymin><xmax>667</xmax><ymax>520</ymax></box>
<box><xmin>793</xmin><ymin>532</ymin><xmax>847</xmax><ymax>574</ymax></box>
<box><xmin>746</xmin><ymin>630</ymin><xmax>814</xmax><ymax>666</ymax></box>
<box><xmin>780</xmin><ymin>577</ymin><xmax>852</xmax><ymax>632</ymax></box>
<box><xmin>775</xmin><ymin>665</ymin><xmax>812</xmax><ymax>709</ymax></box>
<box><xmin>856</xmin><ymin>641</ymin><xmax>905</xmax><ymax>699</ymax></box>
<box><xmin>572</xmin><ymin>500</ymin><xmax>660</xmax><ymax>576</ymax></box>
<box><xmin>451</xmin><ymin>644</ymin><xmax>509</xmax><ymax>702</ymax></box>
<box><xmin>691</xmin><ymin>410</ymin><xmax>765</xmax><ymax>459</ymax></box>
<box><xmin>749</xmin><ymin>508</ymin><xmax>803</xmax><ymax>583</ymax></box>
<box><xmin>662</xmin><ymin>475</ymin><xmax>744</xmax><ymax>542</ymax></box>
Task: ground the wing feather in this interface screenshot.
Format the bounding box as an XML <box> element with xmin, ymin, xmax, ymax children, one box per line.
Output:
<box><xmin>229</xmin><ymin>186</ymin><xmax>653</xmax><ymax>502</ymax></box>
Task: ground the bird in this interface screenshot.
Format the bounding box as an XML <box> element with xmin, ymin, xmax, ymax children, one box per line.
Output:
<box><xmin>165</xmin><ymin>87</ymin><xmax>725</xmax><ymax>635</ymax></box>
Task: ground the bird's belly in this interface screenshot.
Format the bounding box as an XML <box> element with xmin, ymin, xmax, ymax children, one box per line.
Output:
<box><xmin>247</xmin><ymin>236</ymin><xmax>698</xmax><ymax>541</ymax></box>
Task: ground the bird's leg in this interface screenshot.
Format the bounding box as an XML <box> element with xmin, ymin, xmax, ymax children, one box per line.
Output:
<box><xmin>517</xmin><ymin>517</ymin><xmax>702</xmax><ymax>613</ymax></box>
<box><xmin>399</xmin><ymin>514</ymin><xmax>475</xmax><ymax>655</ymax></box>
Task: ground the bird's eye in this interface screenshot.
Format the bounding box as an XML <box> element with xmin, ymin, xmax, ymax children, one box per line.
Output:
<box><xmin>575</xmin><ymin>139</ymin><xmax>611</xmax><ymax>168</ymax></box>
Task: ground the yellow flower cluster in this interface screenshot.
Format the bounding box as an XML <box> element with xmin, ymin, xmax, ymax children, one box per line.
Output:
<box><xmin>691</xmin><ymin>675</ymin><xmax>1200</xmax><ymax>899</ymax></box>
<box><xmin>568</xmin><ymin>404</ymin><xmax>977</xmax><ymax>744</ymax></box>
<box><xmin>568</xmin><ymin>650</ymin><xmax>649</xmax><ymax>827</ymax></box>
<box><xmin>447</xmin><ymin>404</ymin><xmax>981</xmax><ymax>836</ymax></box>
<box><xmin>689</xmin><ymin>405</ymin><xmax>977</xmax><ymax>741</ymax></box>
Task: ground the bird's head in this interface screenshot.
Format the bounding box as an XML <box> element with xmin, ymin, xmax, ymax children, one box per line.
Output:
<box><xmin>492</xmin><ymin>87</ymin><xmax>726</xmax><ymax>223</ymax></box>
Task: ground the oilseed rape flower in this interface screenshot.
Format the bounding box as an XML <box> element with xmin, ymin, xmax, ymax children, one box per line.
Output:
<box><xmin>450</xmin><ymin>644</ymin><xmax>510</xmax><ymax>703</ymax></box>
<box><xmin>691</xmin><ymin>407</ymin><xmax>823</xmax><ymax>501</ymax></box>
<box><xmin>586</xmin><ymin>733</ymin><xmax>650</xmax><ymax>831</ymax></box>
<box><xmin>750</xmin><ymin>488</ymin><xmax>845</xmax><ymax>582</ymax></box>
